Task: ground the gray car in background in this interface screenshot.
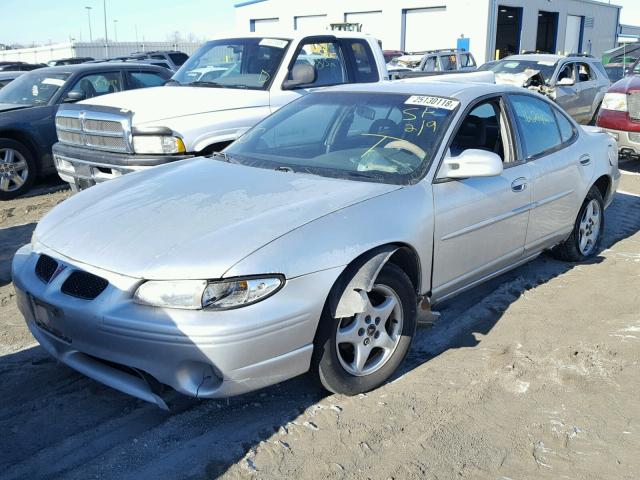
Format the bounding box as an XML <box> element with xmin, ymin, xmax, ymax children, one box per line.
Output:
<box><xmin>0</xmin><ymin>71</ymin><xmax>23</xmax><ymax>89</ymax></box>
<box><xmin>485</xmin><ymin>53</ymin><xmax>610</xmax><ymax>124</ymax></box>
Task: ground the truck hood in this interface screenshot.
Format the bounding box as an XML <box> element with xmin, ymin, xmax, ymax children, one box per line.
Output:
<box><xmin>35</xmin><ymin>158</ymin><xmax>400</xmax><ymax>280</ymax></box>
<box><xmin>79</xmin><ymin>86</ymin><xmax>270</xmax><ymax>125</ymax></box>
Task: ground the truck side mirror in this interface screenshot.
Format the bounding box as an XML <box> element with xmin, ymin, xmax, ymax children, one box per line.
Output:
<box><xmin>283</xmin><ymin>63</ymin><xmax>316</xmax><ymax>89</ymax></box>
<box><xmin>64</xmin><ymin>90</ymin><xmax>86</xmax><ymax>102</ymax></box>
<box><xmin>441</xmin><ymin>149</ymin><xmax>503</xmax><ymax>179</ymax></box>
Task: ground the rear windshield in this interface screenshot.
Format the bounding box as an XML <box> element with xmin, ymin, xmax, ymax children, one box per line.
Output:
<box><xmin>225</xmin><ymin>91</ymin><xmax>459</xmax><ymax>185</ymax></box>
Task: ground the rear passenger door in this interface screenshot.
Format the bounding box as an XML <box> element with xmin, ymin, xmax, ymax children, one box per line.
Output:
<box><xmin>507</xmin><ymin>94</ymin><xmax>586</xmax><ymax>252</ymax></box>
<box><xmin>573</xmin><ymin>62</ymin><xmax>598</xmax><ymax>123</ymax></box>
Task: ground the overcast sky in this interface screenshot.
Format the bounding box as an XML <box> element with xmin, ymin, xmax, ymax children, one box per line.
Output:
<box><xmin>1</xmin><ymin>0</ymin><xmax>639</xmax><ymax>45</ymax></box>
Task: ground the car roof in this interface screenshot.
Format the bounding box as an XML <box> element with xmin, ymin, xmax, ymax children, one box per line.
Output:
<box><xmin>205</xmin><ymin>30</ymin><xmax>378</xmax><ymax>42</ymax></box>
<box><xmin>21</xmin><ymin>62</ymin><xmax>169</xmax><ymax>75</ymax></box>
<box><xmin>327</xmin><ymin>78</ymin><xmax>523</xmax><ymax>103</ymax></box>
<box><xmin>506</xmin><ymin>53</ymin><xmax>598</xmax><ymax>63</ymax></box>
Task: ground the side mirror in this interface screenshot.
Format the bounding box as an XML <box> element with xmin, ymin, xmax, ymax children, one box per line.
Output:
<box><xmin>64</xmin><ymin>90</ymin><xmax>86</xmax><ymax>102</ymax></box>
<box><xmin>441</xmin><ymin>149</ymin><xmax>503</xmax><ymax>179</ymax></box>
<box><xmin>282</xmin><ymin>63</ymin><xmax>316</xmax><ymax>89</ymax></box>
<box><xmin>557</xmin><ymin>77</ymin><xmax>575</xmax><ymax>86</ymax></box>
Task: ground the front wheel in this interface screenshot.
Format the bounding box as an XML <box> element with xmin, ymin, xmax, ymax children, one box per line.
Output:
<box><xmin>312</xmin><ymin>263</ymin><xmax>417</xmax><ymax>395</ymax></box>
<box><xmin>552</xmin><ymin>186</ymin><xmax>605</xmax><ymax>262</ymax></box>
<box><xmin>0</xmin><ymin>138</ymin><xmax>36</xmax><ymax>200</ymax></box>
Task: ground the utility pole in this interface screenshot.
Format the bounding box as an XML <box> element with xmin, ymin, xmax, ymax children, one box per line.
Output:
<box><xmin>135</xmin><ymin>24</ymin><xmax>139</xmax><ymax>47</ymax></box>
<box><xmin>103</xmin><ymin>0</ymin><xmax>109</xmax><ymax>58</ymax></box>
<box><xmin>113</xmin><ymin>19</ymin><xmax>118</xmax><ymax>42</ymax></box>
<box><xmin>85</xmin><ymin>6</ymin><xmax>93</xmax><ymax>43</ymax></box>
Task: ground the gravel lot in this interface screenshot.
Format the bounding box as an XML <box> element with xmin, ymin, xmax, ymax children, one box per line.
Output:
<box><xmin>0</xmin><ymin>163</ymin><xmax>639</xmax><ymax>480</ymax></box>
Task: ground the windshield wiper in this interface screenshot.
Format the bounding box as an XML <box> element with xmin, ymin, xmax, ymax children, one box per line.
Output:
<box><xmin>188</xmin><ymin>81</ymin><xmax>225</xmax><ymax>88</ymax></box>
<box><xmin>210</xmin><ymin>151</ymin><xmax>235</xmax><ymax>163</ymax></box>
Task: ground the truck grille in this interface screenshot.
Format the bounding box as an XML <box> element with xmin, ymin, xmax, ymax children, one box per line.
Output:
<box><xmin>629</xmin><ymin>92</ymin><xmax>640</xmax><ymax>121</ymax></box>
<box><xmin>56</xmin><ymin>109</ymin><xmax>131</xmax><ymax>153</ymax></box>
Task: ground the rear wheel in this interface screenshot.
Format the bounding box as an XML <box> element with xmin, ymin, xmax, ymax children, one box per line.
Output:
<box><xmin>552</xmin><ymin>186</ymin><xmax>604</xmax><ymax>261</ymax></box>
<box><xmin>0</xmin><ymin>139</ymin><xmax>36</xmax><ymax>200</ymax></box>
<box><xmin>312</xmin><ymin>263</ymin><xmax>417</xmax><ymax>395</ymax></box>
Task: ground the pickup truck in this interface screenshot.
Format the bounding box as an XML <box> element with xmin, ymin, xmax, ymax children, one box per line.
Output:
<box><xmin>52</xmin><ymin>32</ymin><xmax>387</xmax><ymax>190</ymax></box>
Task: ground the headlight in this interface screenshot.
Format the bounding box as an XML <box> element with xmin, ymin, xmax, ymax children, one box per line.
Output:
<box><xmin>601</xmin><ymin>93</ymin><xmax>628</xmax><ymax>112</ymax></box>
<box><xmin>132</xmin><ymin>135</ymin><xmax>186</xmax><ymax>154</ymax></box>
<box><xmin>134</xmin><ymin>276</ymin><xmax>283</xmax><ymax>310</ymax></box>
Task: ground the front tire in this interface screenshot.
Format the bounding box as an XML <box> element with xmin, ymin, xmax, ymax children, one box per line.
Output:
<box><xmin>0</xmin><ymin>138</ymin><xmax>36</xmax><ymax>200</ymax></box>
<box><xmin>552</xmin><ymin>186</ymin><xmax>605</xmax><ymax>262</ymax></box>
<box><xmin>312</xmin><ymin>263</ymin><xmax>417</xmax><ymax>395</ymax></box>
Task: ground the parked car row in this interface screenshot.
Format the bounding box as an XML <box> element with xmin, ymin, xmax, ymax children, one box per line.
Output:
<box><xmin>12</xmin><ymin>61</ymin><xmax>620</xmax><ymax>406</ymax></box>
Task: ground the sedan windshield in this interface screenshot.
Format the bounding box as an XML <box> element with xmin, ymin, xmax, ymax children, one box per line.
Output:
<box><xmin>0</xmin><ymin>71</ymin><xmax>70</xmax><ymax>105</ymax></box>
<box><xmin>172</xmin><ymin>37</ymin><xmax>290</xmax><ymax>90</ymax></box>
<box><xmin>225</xmin><ymin>91</ymin><xmax>459</xmax><ymax>185</ymax></box>
<box><xmin>485</xmin><ymin>59</ymin><xmax>558</xmax><ymax>83</ymax></box>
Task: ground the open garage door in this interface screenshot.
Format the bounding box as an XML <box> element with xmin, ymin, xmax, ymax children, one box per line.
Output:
<box><xmin>495</xmin><ymin>6</ymin><xmax>522</xmax><ymax>59</ymax></box>
<box><xmin>402</xmin><ymin>7</ymin><xmax>448</xmax><ymax>53</ymax></box>
<box><xmin>250</xmin><ymin>18</ymin><xmax>280</xmax><ymax>34</ymax></box>
<box><xmin>294</xmin><ymin>15</ymin><xmax>328</xmax><ymax>31</ymax></box>
<box><xmin>344</xmin><ymin>11</ymin><xmax>384</xmax><ymax>41</ymax></box>
<box><xmin>536</xmin><ymin>11</ymin><xmax>559</xmax><ymax>54</ymax></box>
<box><xmin>564</xmin><ymin>15</ymin><xmax>583</xmax><ymax>54</ymax></box>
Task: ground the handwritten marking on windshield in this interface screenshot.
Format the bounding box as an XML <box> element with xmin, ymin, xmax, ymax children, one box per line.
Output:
<box><xmin>359</xmin><ymin>133</ymin><xmax>404</xmax><ymax>158</ymax></box>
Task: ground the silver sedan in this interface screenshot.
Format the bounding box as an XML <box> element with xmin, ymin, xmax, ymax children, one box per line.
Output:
<box><xmin>12</xmin><ymin>80</ymin><xmax>620</xmax><ymax>408</ymax></box>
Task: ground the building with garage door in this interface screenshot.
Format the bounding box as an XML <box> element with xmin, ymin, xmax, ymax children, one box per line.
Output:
<box><xmin>234</xmin><ymin>0</ymin><xmax>623</xmax><ymax>64</ymax></box>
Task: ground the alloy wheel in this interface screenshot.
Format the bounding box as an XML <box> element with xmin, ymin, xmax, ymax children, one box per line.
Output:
<box><xmin>335</xmin><ymin>284</ymin><xmax>404</xmax><ymax>377</ymax></box>
<box><xmin>0</xmin><ymin>148</ymin><xmax>29</xmax><ymax>193</ymax></box>
<box><xmin>578</xmin><ymin>199</ymin><xmax>601</xmax><ymax>256</ymax></box>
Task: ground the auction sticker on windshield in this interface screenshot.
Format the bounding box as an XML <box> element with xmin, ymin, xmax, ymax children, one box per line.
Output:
<box><xmin>405</xmin><ymin>96</ymin><xmax>460</xmax><ymax>110</ymax></box>
<box><xmin>259</xmin><ymin>38</ymin><xmax>288</xmax><ymax>49</ymax></box>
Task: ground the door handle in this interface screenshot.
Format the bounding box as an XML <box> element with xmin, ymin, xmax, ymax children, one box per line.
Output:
<box><xmin>579</xmin><ymin>154</ymin><xmax>591</xmax><ymax>166</ymax></box>
<box><xmin>511</xmin><ymin>177</ymin><xmax>527</xmax><ymax>192</ymax></box>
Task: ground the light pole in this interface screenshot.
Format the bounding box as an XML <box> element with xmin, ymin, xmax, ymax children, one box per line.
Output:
<box><xmin>113</xmin><ymin>19</ymin><xmax>118</xmax><ymax>42</ymax></box>
<box><xmin>85</xmin><ymin>6</ymin><xmax>93</xmax><ymax>43</ymax></box>
<box><xmin>103</xmin><ymin>0</ymin><xmax>109</xmax><ymax>58</ymax></box>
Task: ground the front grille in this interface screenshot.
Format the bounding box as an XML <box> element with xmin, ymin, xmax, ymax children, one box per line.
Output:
<box><xmin>84</xmin><ymin>119</ymin><xmax>123</xmax><ymax>134</ymax></box>
<box><xmin>55</xmin><ymin>116</ymin><xmax>81</xmax><ymax>130</ymax></box>
<box><xmin>56</xmin><ymin>109</ymin><xmax>131</xmax><ymax>153</ymax></box>
<box><xmin>84</xmin><ymin>134</ymin><xmax>127</xmax><ymax>151</ymax></box>
<box><xmin>629</xmin><ymin>92</ymin><xmax>640</xmax><ymax>120</ymax></box>
<box><xmin>35</xmin><ymin>254</ymin><xmax>58</xmax><ymax>283</ymax></box>
<box><xmin>61</xmin><ymin>271</ymin><xmax>109</xmax><ymax>300</ymax></box>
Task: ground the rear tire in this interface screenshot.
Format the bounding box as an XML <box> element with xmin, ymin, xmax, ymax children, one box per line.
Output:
<box><xmin>312</xmin><ymin>263</ymin><xmax>417</xmax><ymax>395</ymax></box>
<box><xmin>0</xmin><ymin>138</ymin><xmax>36</xmax><ymax>200</ymax></box>
<box><xmin>551</xmin><ymin>186</ymin><xmax>605</xmax><ymax>262</ymax></box>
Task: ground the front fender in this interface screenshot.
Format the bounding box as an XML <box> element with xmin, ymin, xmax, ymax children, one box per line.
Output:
<box><xmin>223</xmin><ymin>184</ymin><xmax>435</xmax><ymax>298</ymax></box>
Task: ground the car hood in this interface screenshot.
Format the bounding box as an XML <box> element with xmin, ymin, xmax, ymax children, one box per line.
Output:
<box><xmin>79</xmin><ymin>86</ymin><xmax>270</xmax><ymax>125</ymax></box>
<box><xmin>608</xmin><ymin>74</ymin><xmax>640</xmax><ymax>94</ymax></box>
<box><xmin>35</xmin><ymin>158</ymin><xmax>400</xmax><ymax>280</ymax></box>
<box><xmin>494</xmin><ymin>70</ymin><xmax>545</xmax><ymax>87</ymax></box>
<box><xmin>0</xmin><ymin>103</ymin><xmax>31</xmax><ymax>113</ymax></box>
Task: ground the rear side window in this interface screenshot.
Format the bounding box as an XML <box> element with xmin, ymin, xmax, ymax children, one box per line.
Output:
<box><xmin>127</xmin><ymin>71</ymin><xmax>166</xmax><ymax>89</ymax></box>
<box><xmin>440</xmin><ymin>54</ymin><xmax>458</xmax><ymax>71</ymax></box>
<box><xmin>424</xmin><ymin>56</ymin><xmax>438</xmax><ymax>71</ymax></box>
<box><xmin>509</xmin><ymin>95</ymin><xmax>562</xmax><ymax>158</ymax></box>
<box><xmin>169</xmin><ymin>53</ymin><xmax>189</xmax><ymax>66</ymax></box>
<box><xmin>290</xmin><ymin>40</ymin><xmax>347</xmax><ymax>87</ymax></box>
<box><xmin>460</xmin><ymin>53</ymin><xmax>476</xmax><ymax>67</ymax></box>
<box><xmin>553</xmin><ymin>108</ymin><xmax>576</xmax><ymax>143</ymax></box>
<box><xmin>577</xmin><ymin>62</ymin><xmax>593</xmax><ymax>82</ymax></box>
<box><xmin>347</xmin><ymin>40</ymin><xmax>378</xmax><ymax>83</ymax></box>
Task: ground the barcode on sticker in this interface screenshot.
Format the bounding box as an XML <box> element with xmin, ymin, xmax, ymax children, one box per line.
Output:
<box><xmin>405</xmin><ymin>96</ymin><xmax>460</xmax><ymax>110</ymax></box>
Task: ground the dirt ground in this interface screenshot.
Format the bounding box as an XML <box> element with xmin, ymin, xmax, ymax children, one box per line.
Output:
<box><xmin>0</xmin><ymin>163</ymin><xmax>639</xmax><ymax>480</ymax></box>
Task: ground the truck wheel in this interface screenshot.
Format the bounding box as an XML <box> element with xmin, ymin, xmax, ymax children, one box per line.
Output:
<box><xmin>551</xmin><ymin>186</ymin><xmax>605</xmax><ymax>262</ymax></box>
<box><xmin>0</xmin><ymin>139</ymin><xmax>36</xmax><ymax>200</ymax></box>
<box><xmin>312</xmin><ymin>263</ymin><xmax>417</xmax><ymax>395</ymax></box>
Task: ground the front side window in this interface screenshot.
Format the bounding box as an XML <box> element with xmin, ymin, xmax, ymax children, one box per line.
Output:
<box><xmin>509</xmin><ymin>94</ymin><xmax>562</xmax><ymax>158</ymax></box>
<box><xmin>0</xmin><ymin>71</ymin><xmax>70</xmax><ymax>105</ymax></box>
<box><xmin>557</xmin><ymin>62</ymin><xmax>575</xmax><ymax>83</ymax></box>
<box><xmin>424</xmin><ymin>57</ymin><xmax>438</xmax><ymax>71</ymax></box>
<box><xmin>173</xmin><ymin>37</ymin><xmax>290</xmax><ymax>90</ymax></box>
<box><xmin>290</xmin><ymin>40</ymin><xmax>347</xmax><ymax>87</ymax></box>
<box><xmin>67</xmin><ymin>72</ymin><xmax>123</xmax><ymax>99</ymax></box>
<box><xmin>127</xmin><ymin>71</ymin><xmax>167</xmax><ymax>89</ymax></box>
<box><xmin>460</xmin><ymin>53</ymin><xmax>476</xmax><ymax>68</ymax></box>
<box><xmin>225</xmin><ymin>92</ymin><xmax>458</xmax><ymax>184</ymax></box>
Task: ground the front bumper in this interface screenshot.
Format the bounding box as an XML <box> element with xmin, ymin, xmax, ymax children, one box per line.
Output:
<box><xmin>12</xmin><ymin>244</ymin><xmax>340</xmax><ymax>407</ymax></box>
<box><xmin>600</xmin><ymin>128</ymin><xmax>640</xmax><ymax>159</ymax></box>
<box><xmin>52</xmin><ymin>142</ymin><xmax>194</xmax><ymax>190</ymax></box>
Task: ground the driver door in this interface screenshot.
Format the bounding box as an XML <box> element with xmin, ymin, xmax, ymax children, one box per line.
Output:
<box><xmin>431</xmin><ymin>97</ymin><xmax>532</xmax><ymax>301</ymax></box>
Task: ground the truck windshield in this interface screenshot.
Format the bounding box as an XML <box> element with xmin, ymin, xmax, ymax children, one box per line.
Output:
<box><xmin>225</xmin><ymin>91</ymin><xmax>459</xmax><ymax>185</ymax></box>
<box><xmin>172</xmin><ymin>37</ymin><xmax>291</xmax><ymax>90</ymax></box>
<box><xmin>485</xmin><ymin>59</ymin><xmax>558</xmax><ymax>84</ymax></box>
<box><xmin>0</xmin><ymin>71</ymin><xmax>70</xmax><ymax>106</ymax></box>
